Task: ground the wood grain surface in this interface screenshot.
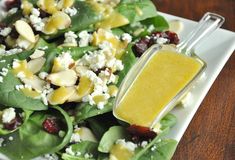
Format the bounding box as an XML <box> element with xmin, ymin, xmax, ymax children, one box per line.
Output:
<box><xmin>152</xmin><ymin>0</ymin><xmax>235</xmax><ymax>159</ymax></box>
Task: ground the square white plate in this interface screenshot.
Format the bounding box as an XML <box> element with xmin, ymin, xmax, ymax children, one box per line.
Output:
<box><xmin>160</xmin><ymin>12</ymin><xmax>235</xmax><ymax>142</ymax></box>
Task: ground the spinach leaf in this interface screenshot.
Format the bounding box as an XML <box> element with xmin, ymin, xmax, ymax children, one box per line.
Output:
<box><xmin>141</xmin><ymin>15</ymin><xmax>169</xmax><ymax>32</ymax></box>
<box><xmin>160</xmin><ymin>113</ymin><xmax>177</xmax><ymax>130</ymax></box>
<box><xmin>75</xmin><ymin>99</ymin><xmax>114</xmax><ymax>123</ymax></box>
<box><xmin>0</xmin><ymin>106</ymin><xmax>73</xmax><ymax>160</ymax></box>
<box><xmin>0</xmin><ymin>72</ymin><xmax>47</xmax><ymax>111</ymax></box>
<box><xmin>44</xmin><ymin>1</ymin><xmax>100</xmax><ymax>40</ymax></box>
<box><xmin>62</xmin><ymin>141</ymin><xmax>98</xmax><ymax>160</ymax></box>
<box><xmin>98</xmin><ymin>126</ymin><xmax>129</xmax><ymax>153</ymax></box>
<box><xmin>61</xmin><ymin>46</ymin><xmax>97</xmax><ymax>60</ymax></box>
<box><xmin>116</xmin><ymin>0</ymin><xmax>157</xmax><ymax>23</ymax></box>
<box><xmin>117</xmin><ymin>44</ymin><xmax>137</xmax><ymax>86</ymax></box>
<box><xmin>138</xmin><ymin>139</ymin><xmax>178</xmax><ymax>160</ymax></box>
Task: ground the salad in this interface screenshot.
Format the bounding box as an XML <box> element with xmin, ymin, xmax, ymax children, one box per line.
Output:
<box><xmin>0</xmin><ymin>0</ymin><xmax>181</xmax><ymax>159</ymax></box>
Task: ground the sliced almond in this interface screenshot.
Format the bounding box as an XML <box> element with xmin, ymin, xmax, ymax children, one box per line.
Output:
<box><xmin>57</xmin><ymin>0</ymin><xmax>75</xmax><ymax>9</ymax></box>
<box><xmin>169</xmin><ymin>20</ymin><xmax>184</xmax><ymax>34</ymax></box>
<box><xmin>76</xmin><ymin>127</ymin><xmax>97</xmax><ymax>142</ymax></box>
<box><xmin>47</xmin><ymin>86</ymin><xmax>75</xmax><ymax>105</ymax></box>
<box><xmin>21</xmin><ymin>75</ymin><xmax>46</xmax><ymax>92</ymax></box>
<box><xmin>75</xmin><ymin>66</ymin><xmax>89</xmax><ymax>76</ymax></box>
<box><xmin>21</xmin><ymin>88</ymin><xmax>41</xmax><ymax>99</ymax></box>
<box><xmin>16</xmin><ymin>36</ymin><xmax>34</xmax><ymax>50</ymax></box>
<box><xmin>15</xmin><ymin>20</ymin><xmax>36</xmax><ymax>43</ymax></box>
<box><xmin>27</xmin><ymin>57</ymin><xmax>46</xmax><ymax>74</ymax></box>
<box><xmin>67</xmin><ymin>86</ymin><xmax>82</xmax><ymax>102</ymax></box>
<box><xmin>77</xmin><ymin>76</ymin><xmax>94</xmax><ymax>97</ymax></box>
<box><xmin>52</xmin><ymin>11</ymin><xmax>71</xmax><ymax>30</ymax></box>
<box><xmin>47</xmin><ymin>69</ymin><xmax>77</xmax><ymax>87</ymax></box>
<box><xmin>30</xmin><ymin>49</ymin><xmax>45</xmax><ymax>59</ymax></box>
<box><xmin>37</xmin><ymin>0</ymin><xmax>58</xmax><ymax>14</ymax></box>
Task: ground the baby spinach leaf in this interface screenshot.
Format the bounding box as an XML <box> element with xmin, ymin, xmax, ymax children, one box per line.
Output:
<box><xmin>138</xmin><ymin>139</ymin><xmax>178</xmax><ymax>160</ymax></box>
<box><xmin>160</xmin><ymin>113</ymin><xmax>177</xmax><ymax>130</ymax></box>
<box><xmin>98</xmin><ymin>126</ymin><xmax>129</xmax><ymax>153</ymax></box>
<box><xmin>0</xmin><ymin>72</ymin><xmax>47</xmax><ymax>111</ymax></box>
<box><xmin>117</xmin><ymin>44</ymin><xmax>137</xmax><ymax>86</ymax></box>
<box><xmin>116</xmin><ymin>0</ymin><xmax>158</xmax><ymax>24</ymax></box>
<box><xmin>44</xmin><ymin>1</ymin><xmax>100</xmax><ymax>40</ymax></box>
<box><xmin>75</xmin><ymin>99</ymin><xmax>114</xmax><ymax>123</ymax></box>
<box><xmin>0</xmin><ymin>106</ymin><xmax>73</xmax><ymax>160</ymax></box>
<box><xmin>141</xmin><ymin>15</ymin><xmax>169</xmax><ymax>32</ymax></box>
<box><xmin>62</xmin><ymin>141</ymin><xmax>98</xmax><ymax>160</ymax></box>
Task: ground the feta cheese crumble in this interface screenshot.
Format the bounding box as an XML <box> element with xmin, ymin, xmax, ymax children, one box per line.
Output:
<box><xmin>29</xmin><ymin>8</ymin><xmax>45</xmax><ymax>31</ymax></box>
<box><xmin>64</xmin><ymin>31</ymin><xmax>78</xmax><ymax>46</ymax></box>
<box><xmin>121</xmin><ymin>33</ymin><xmax>132</xmax><ymax>43</ymax></box>
<box><xmin>55</xmin><ymin>51</ymin><xmax>74</xmax><ymax>70</ymax></box>
<box><xmin>64</xmin><ymin>7</ymin><xmax>78</xmax><ymax>17</ymax></box>
<box><xmin>0</xmin><ymin>138</ymin><xmax>4</xmax><ymax>147</ymax></box>
<box><xmin>78</xmin><ymin>31</ymin><xmax>92</xmax><ymax>47</ymax></box>
<box><xmin>0</xmin><ymin>27</ymin><xmax>12</xmax><ymax>37</ymax></box>
<box><xmin>2</xmin><ymin>108</ymin><xmax>16</xmax><ymax>123</ymax></box>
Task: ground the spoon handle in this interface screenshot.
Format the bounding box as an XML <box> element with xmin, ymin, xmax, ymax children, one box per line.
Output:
<box><xmin>177</xmin><ymin>12</ymin><xmax>225</xmax><ymax>56</ymax></box>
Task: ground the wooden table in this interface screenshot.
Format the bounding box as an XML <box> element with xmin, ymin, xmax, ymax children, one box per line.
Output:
<box><xmin>152</xmin><ymin>0</ymin><xmax>235</xmax><ymax>159</ymax></box>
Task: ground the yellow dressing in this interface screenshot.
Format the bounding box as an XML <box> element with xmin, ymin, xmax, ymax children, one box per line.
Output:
<box><xmin>115</xmin><ymin>50</ymin><xmax>203</xmax><ymax>127</ymax></box>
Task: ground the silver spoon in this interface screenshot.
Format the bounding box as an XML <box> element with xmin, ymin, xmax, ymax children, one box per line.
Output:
<box><xmin>113</xmin><ymin>12</ymin><xmax>225</xmax><ymax>128</ymax></box>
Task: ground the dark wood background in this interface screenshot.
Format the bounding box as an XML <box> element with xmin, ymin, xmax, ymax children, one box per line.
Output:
<box><xmin>152</xmin><ymin>0</ymin><xmax>235</xmax><ymax>159</ymax></box>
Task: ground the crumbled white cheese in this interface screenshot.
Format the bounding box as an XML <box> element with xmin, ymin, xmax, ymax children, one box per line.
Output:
<box><xmin>56</xmin><ymin>51</ymin><xmax>74</xmax><ymax>70</ymax></box>
<box><xmin>78</xmin><ymin>30</ymin><xmax>92</xmax><ymax>47</ymax></box>
<box><xmin>116</xmin><ymin>139</ymin><xmax>137</xmax><ymax>152</ymax></box>
<box><xmin>70</xmin><ymin>132</ymin><xmax>81</xmax><ymax>143</ymax></box>
<box><xmin>43</xmin><ymin>154</ymin><xmax>59</xmax><ymax>160</ymax></box>
<box><xmin>0</xmin><ymin>60</ymin><xmax>6</xmax><ymax>63</ymax></box>
<box><xmin>0</xmin><ymin>138</ymin><xmax>4</xmax><ymax>147</ymax></box>
<box><xmin>0</xmin><ymin>27</ymin><xmax>12</xmax><ymax>37</ymax></box>
<box><xmin>5</xmin><ymin>48</ymin><xmax>23</xmax><ymax>55</ymax></box>
<box><xmin>65</xmin><ymin>146</ymin><xmax>75</xmax><ymax>156</ymax></box>
<box><xmin>29</xmin><ymin>8</ymin><xmax>45</xmax><ymax>31</ymax></box>
<box><xmin>121</xmin><ymin>33</ymin><xmax>132</xmax><ymax>43</ymax></box>
<box><xmin>38</xmin><ymin>46</ymin><xmax>48</xmax><ymax>51</ymax></box>
<box><xmin>147</xmin><ymin>24</ymin><xmax>155</xmax><ymax>33</ymax></box>
<box><xmin>8</xmin><ymin>136</ymin><xmax>14</xmax><ymax>141</ymax></box>
<box><xmin>2</xmin><ymin>108</ymin><xmax>16</xmax><ymax>123</ymax></box>
<box><xmin>153</xmin><ymin>122</ymin><xmax>162</xmax><ymax>134</ymax></box>
<box><xmin>156</xmin><ymin>37</ymin><xmax>168</xmax><ymax>45</ymax></box>
<box><xmin>64</xmin><ymin>7</ymin><xmax>78</xmax><ymax>17</ymax></box>
<box><xmin>0</xmin><ymin>67</ymin><xmax>8</xmax><ymax>76</ymax></box>
<box><xmin>17</xmin><ymin>72</ymin><xmax>26</xmax><ymax>79</ymax></box>
<box><xmin>84</xmin><ymin>153</ymin><xmax>93</xmax><ymax>159</ymax></box>
<box><xmin>141</xmin><ymin>141</ymin><xmax>148</xmax><ymax>148</ymax></box>
<box><xmin>64</xmin><ymin>31</ymin><xmax>78</xmax><ymax>46</ymax></box>
<box><xmin>106</xmin><ymin>58</ymin><xmax>124</xmax><ymax>71</ymax></box>
<box><xmin>151</xmin><ymin>145</ymin><xmax>157</xmax><ymax>151</ymax></box>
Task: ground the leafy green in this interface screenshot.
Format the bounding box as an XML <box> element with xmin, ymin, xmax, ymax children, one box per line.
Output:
<box><xmin>75</xmin><ymin>99</ymin><xmax>114</xmax><ymax>123</ymax></box>
<box><xmin>0</xmin><ymin>72</ymin><xmax>47</xmax><ymax>111</ymax></box>
<box><xmin>1</xmin><ymin>10</ymin><xmax>23</xmax><ymax>25</ymax></box>
<box><xmin>116</xmin><ymin>0</ymin><xmax>158</xmax><ymax>24</ymax></box>
<box><xmin>141</xmin><ymin>15</ymin><xmax>169</xmax><ymax>32</ymax></box>
<box><xmin>138</xmin><ymin>139</ymin><xmax>178</xmax><ymax>160</ymax></box>
<box><xmin>160</xmin><ymin>113</ymin><xmax>177</xmax><ymax>130</ymax></box>
<box><xmin>62</xmin><ymin>141</ymin><xmax>98</xmax><ymax>160</ymax></box>
<box><xmin>117</xmin><ymin>44</ymin><xmax>137</xmax><ymax>86</ymax></box>
<box><xmin>98</xmin><ymin>126</ymin><xmax>129</xmax><ymax>153</ymax></box>
<box><xmin>0</xmin><ymin>106</ymin><xmax>73</xmax><ymax>160</ymax></box>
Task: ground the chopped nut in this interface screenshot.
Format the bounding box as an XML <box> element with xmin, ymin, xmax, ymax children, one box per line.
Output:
<box><xmin>27</xmin><ymin>57</ymin><xmax>46</xmax><ymax>74</ymax></box>
<box><xmin>15</xmin><ymin>20</ymin><xmax>36</xmax><ymax>43</ymax></box>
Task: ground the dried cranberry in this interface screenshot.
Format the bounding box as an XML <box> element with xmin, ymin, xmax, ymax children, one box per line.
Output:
<box><xmin>43</xmin><ymin>117</ymin><xmax>61</xmax><ymax>134</ymax></box>
<box><xmin>127</xmin><ymin>125</ymin><xmax>157</xmax><ymax>140</ymax></box>
<box><xmin>165</xmin><ymin>31</ymin><xmax>180</xmax><ymax>45</ymax></box>
<box><xmin>5</xmin><ymin>0</ymin><xmax>21</xmax><ymax>10</ymax></box>
<box><xmin>3</xmin><ymin>114</ymin><xmax>23</xmax><ymax>131</ymax></box>
<box><xmin>133</xmin><ymin>37</ymin><xmax>152</xmax><ymax>57</ymax></box>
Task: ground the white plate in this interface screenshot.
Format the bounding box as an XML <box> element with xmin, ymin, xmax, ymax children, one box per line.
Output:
<box><xmin>160</xmin><ymin>12</ymin><xmax>235</xmax><ymax>142</ymax></box>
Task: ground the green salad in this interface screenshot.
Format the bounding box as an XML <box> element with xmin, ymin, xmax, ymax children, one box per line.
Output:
<box><xmin>0</xmin><ymin>0</ymin><xmax>180</xmax><ymax>159</ymax></box>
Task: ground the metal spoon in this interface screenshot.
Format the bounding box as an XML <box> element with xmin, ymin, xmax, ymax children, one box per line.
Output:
<box><xmin>113</xmin><ymin>12</ymin><xmax>225</xmax><ymax>128</ymax></box>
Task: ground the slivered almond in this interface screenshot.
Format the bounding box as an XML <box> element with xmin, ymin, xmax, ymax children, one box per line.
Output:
<box><xmin>21</xmin><ymin>75</ymin><xmax>46</xmax><ymax>92</ymax></box>
<box><xmin>67</xmin><ymin>86</ymin><xmax>82</xmax><ymax>102</ymax></box>
<box><xmin>30</xmin><ymin>49</ymin><xmax>45</xmax><ymax>59</ymax></box>
<box><xmin>47</xmin><ymin>69</ymin><xmax>77</xmax><ymax>87</ymax></box>
<box><xmin>27</xmin><ymin>57</ymin><xmax>46</xmax><ymax>74</ymax></box>
<box><xmin>15</xmin><ymin>20</ymin><xmax>36</xmax><ymax>43</ymax></box>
